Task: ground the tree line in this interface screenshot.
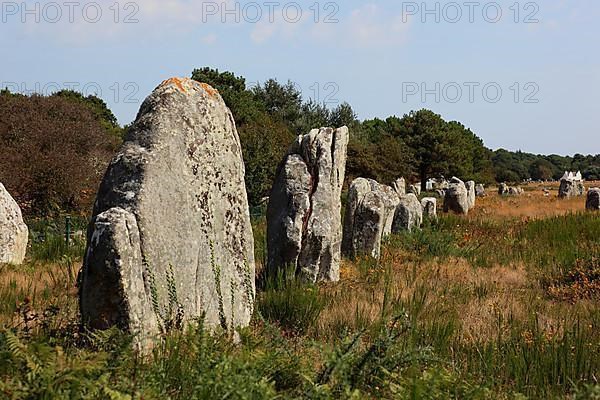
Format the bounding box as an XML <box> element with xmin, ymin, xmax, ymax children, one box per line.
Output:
<box><xmin>1</xmin><ymin>68</ymin><xmax>599</xmax><ymax>216</ymax></box>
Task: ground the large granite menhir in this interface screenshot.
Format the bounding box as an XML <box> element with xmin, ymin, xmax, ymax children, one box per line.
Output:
<box><xmin>267</xmin><ymin>127</ymin><xmax>349</xmax><ymax>283</ymax></box>
<box><xmin>0</xmin><ymin>183</ymin><xmax>28</xmax><ymax>265</ymax></box>
<box><xmin>79</xmin><ymin>78</ymin><xmax>256</xmax><ymax>348</ymax></box>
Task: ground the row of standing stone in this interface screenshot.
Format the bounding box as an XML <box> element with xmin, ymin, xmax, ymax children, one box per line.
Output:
<box><xmin>1</xmin><ymin>78</ymin><xmax>599</xmax><ymax>350</ymax></box>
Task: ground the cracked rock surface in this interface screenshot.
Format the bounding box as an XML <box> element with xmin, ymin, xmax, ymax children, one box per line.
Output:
<box><xmin>342</xmin><ymin>178</ymin><xmax>399</xmax><ymax>260</ymax></box>
<box><xmin>267</xmin><ymin>127</ymin><xmax>349</xmax><ymax>283</ymax></box>
<box><xmin>79</xmin><ymin>78</ymin><xmax>255</xmax><ymax>349</ymax></box>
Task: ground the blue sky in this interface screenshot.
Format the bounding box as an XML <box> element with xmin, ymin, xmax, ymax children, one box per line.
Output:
<box><xmin>1</xmin><ymin>0</ymin><xmax>599</xmax><ymax>154</ymax></box>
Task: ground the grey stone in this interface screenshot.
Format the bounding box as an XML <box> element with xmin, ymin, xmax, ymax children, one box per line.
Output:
<box><xmin>421</xmin><ymin>197</ymin><xmax>437</xmax><ymax>220</ymax></box>
<box><xmin>465</xmin><ymin>181</ymin><xmax>476</xmax><ymax>210</ymax></box>
<box><xmin>392</xmin><ymin>194</ymin><xmax>423</xmax><ymax>232</ymax></box>
<box><xmin>267</xmin><ymin>126</ymin><xmax>349</xmax><ymax>283</ymax></box>
<box><xmin>498</xmin><ymin>183</ymin><xmax>509</xmax><ymax>196</ymax></box>
<box><xmin>444</xmin><ymin>178</ymin><xmax>469</xmax><ymax>215</ymax></box>
<box><xmin>0</xmin><ymin>183</ymin><xmax>28</xmax><ymax>265</ymax></box>
<box><xmin>586</xmin><ymin>188</ymin><xmax>600</xmax><ymax>210</ymax></box>
<box><xmin>342</xmin><ymin>178</ymin><xmax>399</xmax><ymax>259</ymax></box>
<box><xmin>408</xmin><ymin>184</ymin><xmax>421</xmax><ymax>196</ymax></box>
<box><xmin>351</xmin><ymin>191</ymin><xmax>386</xmax><ymax>259</ymax></box>
<box><xmin>475</xmin><ymin>184</ymin><xmax>485</xmax><ymax>197</ymax></box>
<box><xmin>79</xmin><ymin>78</ymin><xmax>256</xmax><ymax>349</ymax></box>
<box><xmin>392</xmin><ymin>177</ymin><xmax>406</xmax><ymax>197</ymax></box>
<box><xmin>559</xmin><ymin>178</ymin><xmax>585</xmax><ymax>198</ymax></box>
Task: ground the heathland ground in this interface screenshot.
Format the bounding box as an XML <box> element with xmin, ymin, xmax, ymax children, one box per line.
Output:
<box><xmin>1</xmin><ymin>182</ymin><xmax>599</xmax><ymax>399</ymax></box>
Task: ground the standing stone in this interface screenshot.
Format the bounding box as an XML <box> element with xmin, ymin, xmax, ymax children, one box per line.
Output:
<box><xmin>559</xmin><ymin>179</ymin><xmax>574</xmax><ymax>198</ymax></box>
<box><xmin>586</xmin><ymin>188</ymin><xmax>600</xmax><ymax>210</ymax></box>
<box><xmin>79</xmin><ymin>78</ymin><xmax>256</xmax><ymax>348</ymax></box>
<box><xmin>498</xmin><ymin>183</ymin><xmax>509</xmax><ymax>196</ymax></box>
<box><xmin>392</xmin><ymin>177</ymin><xmax>406</xmax><ymax>197</ymax></box>
<box><xmin>342</xmin><ymin>178</ymin><xmax>399</xmax><ymax>259</ymax></box>
<box><xmin>559</xmin><ymin>174</ymin><xmax>585</xmax><ymax>198</ymax></box>
<box><xmin>421</xmin><ymin>197</ymin><xmax>437</xmax><ymax>220</ymax></box>
<box><xmin>267</xmin><ymin>127</ymin><xmax>349</xmax><ymax>283</ymax></box>
<box><xmin>0</xmin><ymin>183</ymin><xmax>28</xmax><ymax>265</ymax></box>
<box><xmin>342</xmin><ymin>178</ymin><xmax>373</xmax><ymax>257</ymax></box>
<box><xmin>475</xmin><ymin>184</ymin><xmax>486</xmax><ymax>197</ymax></box>
<box><xmin>408</xmin><ymin>184</ymin><xmax>421</xmax><ymax>197</ymax></box>
<box><xmin>465</xmin><ymin>181</ymin><xmax>476</xmax><ymax>210</ymax></box>
<box><xmin>444</xmin><ymin>178</ymin><xmax>469</xmax><ymax>215</ymax></box>
<box><xmin>350</xmin><ymin>191</ymin><xmax>385</xmax><ymax>259</ymax></box>
<box><xmin>508</xmin><ymin>187</ymin><xmax>521</xmax><ymax>196</ymax></box>
<box><xmin>392</xmin><ymin>194</ymin><xmax>423</xmax><ymax>232</ymax></box>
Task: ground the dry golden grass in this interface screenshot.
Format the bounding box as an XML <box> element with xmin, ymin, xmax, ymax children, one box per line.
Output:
<box><xmin>318</xmin><ymin>182</ymin><xmax>599</xmax><ymax>345</ymax></box>
<box><xmin>469</xmin><ymin>181</ymin><xmax>599</xmax><ymax>220</ymax></box>
<box><xmin>0</xmin><ymin>262</ymin><xmax>77</xmax><ymax>328</ymax></box>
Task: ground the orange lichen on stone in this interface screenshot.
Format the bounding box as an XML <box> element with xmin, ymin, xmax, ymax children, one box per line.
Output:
<box><xmin>200</xmin><ymin>82</ymin><xmax>219</xmax><ymax>97</ymax></box>
<box><xmin>161</xmin><ymin>77</ymin><xmax>187</xmax><ymax>93</ymax></box>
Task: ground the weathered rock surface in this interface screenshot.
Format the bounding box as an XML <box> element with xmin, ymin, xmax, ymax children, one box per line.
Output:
<box><xmin>586</xmin><ymin>188</ymin><xmax>600</xmax><ymax>210</ymax></box>
<box><xmin>435</xmin><ymin>189</ymin><xmax>446</xmax><ymax>198</ymax></box>
<box><xmin>342</xmin><ymin>178</ymin><xmax>399</xmax><ymax>259</ymax></box>
<box><xmin>267</xmin><ymin>126</ymin><xmax>349</xmax><ymax>283</ymax></box>
<box><xmin>392</xmin><ymin>194</ymin><xmax>423</xmax><ymax>232</ymax></box>
<box><xmin>79</xmin><ymin>78</ymin><xmax>256</xmax><ymax>347</ymax></box>
<box><xmin>0</xmin><ymin>183</ymin><xmax>28</xmax><ymax>265</ymax></box>
<box><xmin>392</xmin><ymin>177</ymin><xmax>406</xmax><ymax>197</ymax></box>
<box><xmin>475</xmin><ymin>184</ymin><xmax>486</xmax><ymax>197</ymax></box>
<box><xmin>559</xmin><ymin>179</ymin><xmax>585</xmax><ymax>198</ymax></box>
<box><xmin>444</xmin><ymin>178</ymin><xmax>469</xmax><ymax>215</ymax></box>
<box><xmin>465</xmin><ymin>181</ymin><xmax>476</xmax><ymax>210</ymax></box>
<box><xmin>421</xmin><ymin>197</ymin><xmax>437</xmax><ymax>220</ymax></box>
<box><xmin>350</xmin><ymin>191</ymin><xmax>385</xmax><ymax>259</ymax></box>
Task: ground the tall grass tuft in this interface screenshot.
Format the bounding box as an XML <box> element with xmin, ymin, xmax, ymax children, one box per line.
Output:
<box><xmin>257</xmin><ymin>266</ymin><xmax>325</xmax><ymax>336</ymax></box>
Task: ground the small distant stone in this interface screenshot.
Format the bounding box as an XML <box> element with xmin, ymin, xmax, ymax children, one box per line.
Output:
<box><xmin>421</xmin><ymin>197</ymin><xmax>437</xmax><ymax>220</ymax></box>
<box><xmin>475</xmin><ymin>184</ymin><xmax>486</xmax><ymax>197</ymax></box>
<box><xmin>586</xmin><ymin>188</ymin><xmax>600</xmax><ymax>210</ymax></box>
<box><xmin>392</xmin><ymin>193</ymin><xmax>423</xmax><ymax>232</ymax></box>
<box><xmin>444</xmin><ymin>178</ymin><xmax>469</xmax><ymax>215</ymax></box>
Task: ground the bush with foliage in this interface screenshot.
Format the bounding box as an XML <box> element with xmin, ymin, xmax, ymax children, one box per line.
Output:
<box><xmin>0</xmin><ymin>91</ymin><xmax>121</xmax><ymax>216</ymax></box>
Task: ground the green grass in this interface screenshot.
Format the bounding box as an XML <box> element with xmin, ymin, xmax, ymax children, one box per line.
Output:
<box><xmin>1</xmin><ymin>212</ymin><xmax>599</xmax><ymax>398</ymax></box>
<box><xmin>27</xmin><ymin>217</ymin><xmax>87</xmax><ymax>262</ymax></box>
<box><xmin>391</xmin><ymin>212</ymin><xmax>600</xmax><ymax>276</ymax></box>
<box><xmin>257</xmin><ymin>266</ymin><xmax>325</xmax><ymax>336</ymax></box>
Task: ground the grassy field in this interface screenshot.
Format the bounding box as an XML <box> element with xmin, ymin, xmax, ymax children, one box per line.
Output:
<box><xmin>1</xmin><ymin>183</ymin><xmax>599</xmax><ymax>399</ymax></box>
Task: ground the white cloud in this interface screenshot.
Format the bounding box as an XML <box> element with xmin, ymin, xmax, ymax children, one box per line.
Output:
<box><xmin>6</xmin><ymin>0</ymin><xmax>412</xmax><ymax>48</ymax></box>
<box><xmin>8</xmin><ymin>0</ymin><xmax>236</xmax><ymax>45</ymax></box>
<box><xmin>346</xmin><ymin>4</ymin><xmax>411</xmax><ymax>47</ymax></box>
